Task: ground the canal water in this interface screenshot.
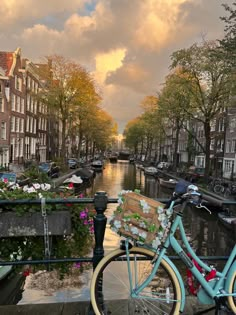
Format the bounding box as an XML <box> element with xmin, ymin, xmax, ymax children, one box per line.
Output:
<box><xmin>18</xmin><ymin>160</ymin><xmax>235</xmax><ymax>305</ymax></box>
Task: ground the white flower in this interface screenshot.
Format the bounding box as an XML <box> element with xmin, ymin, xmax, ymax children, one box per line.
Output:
<box><xmin>27</xmin><ymin>186</ymin><xmax>36</xmax><ymax>193</ymax></box>
<box><xmin>23</xmin><ymin>185</ymin><xmax>29</xmax><ymax>192</ymax></box>
<box><xmin>140</xmin><ymin>200</ymin><xmax>150</xmax><ymax>213</ymax></box>
<box><xmin>32</xmin><ymin>183</ymin><xmax>41</xmax><ymax>190</ymax></box>
<box><xmin>11</xmin><ymin>184</ymin><xmax>20</xmax><ymax>190</ymax></box>
<box><xmin>139</xmin><ymin>231</ymin><xmax>147</xmax><ymax>239</ymax></box>
<box><xmin>41</xmin><ymin>183</ymin><xmax>51</xmax><ymax>191</ymax></box>
<box><xmin>158</xmin><ymin>213</ymin><xmax>166</xmax><ymax>221</ymax></box>
<box><xmin>152</xmin><ymin>237</ymin><xmax>161</xmax><ymax>249</ymax></box>
<box><xmin>139</xmin><ymin>221</ymin><xmax>146</xmax><ymax>228</ymax></box>
<box><xmin>161</xmin><ymin>219</ymin><xmax>169</xmax><ymax>229</ymax></box>
<box><xmin>113</xmin><ymin>220</ymin><xmax>122</xmax><ymax>229</ymax></box>
<box><xmin>157</xmin><ymin>206</ymin><xmax>164</xmax><ymax>214</ymax></box>
<box><xmin>124</xmin><ymin>224</ymin><xmax>129</xmax><ymax>231</ymax></box>
<box><xmin>130</xmin><ymin>227</ymin><xmax>139</xmax><ymax>235</ymax></box>
<box><xmin>38</xmin><ymin>193</ymin><xmax>43</xmax><ymax>199</ymax></box>
<box><xmin>118</xmin><ymin>197</ymin><xmax>123</xmax><ymax>204</ymax></box>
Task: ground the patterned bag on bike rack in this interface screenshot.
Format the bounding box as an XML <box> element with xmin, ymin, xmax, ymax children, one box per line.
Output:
<box><xmin>109</xmin><ymin>190</ymin><xmax>173</xmax><ymax>248</ymax></box>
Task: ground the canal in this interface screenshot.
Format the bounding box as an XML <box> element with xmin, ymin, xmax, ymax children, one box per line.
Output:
<box><xmin>18</xmin><ymin>159</ymin><xmax>234</xmax><ymax>305</ymax></box>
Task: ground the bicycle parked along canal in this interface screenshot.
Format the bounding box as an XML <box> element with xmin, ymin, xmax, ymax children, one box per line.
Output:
<box><xmin>90</xmin><ymin>182</ymin><xmax>236</xmax><ymax>315</ymax></box>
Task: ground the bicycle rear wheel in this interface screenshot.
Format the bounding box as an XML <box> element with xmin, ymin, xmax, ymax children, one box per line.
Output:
<box><xmin>227</xmin><ymin>271</ymin><xmax>236</xmax><ymax>313</ymax></box>
<box><xmin>90</xmin><ymin>247</ymin><xmax>182</xmax><ymax>315</ymax></box>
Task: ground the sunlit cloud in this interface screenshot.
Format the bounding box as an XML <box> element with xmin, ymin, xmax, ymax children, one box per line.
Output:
<box><xmin>0</xmin><ymin>0</ymin><xmax>232</xmax><ymax>132</ymax></box>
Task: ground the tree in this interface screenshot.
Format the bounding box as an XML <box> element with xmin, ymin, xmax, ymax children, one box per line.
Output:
<box><xmin>220</xmin><ymin>3</ymin><xmax>236</xmax><ymax>68</ymax></box>
<box><xmin>124</xmin><ymin>118</ymin><xmax>145</xmax><ymax>157</ymax></box>
<box><xmin>170</xmin><ymin>41</ymin><xmax>232</xmax><ymax>176</ymax></box>
<box><xmin>158</xmin><ymin>70</ymin><xmax>191</xmax><ymax>168</ymax></box>
<box><xmin>38</xmin><ymin>55</ymin><xmax>101</xmax><ymax>160</ymax></box>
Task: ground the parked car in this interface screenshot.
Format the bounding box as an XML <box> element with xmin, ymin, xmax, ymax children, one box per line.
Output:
<box><xmin>185</xmin><ymin>166</ymin><xmax>205</xmax><ymax>182</ymax></box>
<box><xmin>67</xmin><ymin>158</ymin><xmax>79</xmax><ymax>169</ymax></box>
<box><xmin>38</xmin><ymin>162</ymin><xmax>60</xmax><ymax>178</ymax></box>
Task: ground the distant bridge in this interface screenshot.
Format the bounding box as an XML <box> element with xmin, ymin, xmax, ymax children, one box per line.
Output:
<box><xmin>118</xmin><ymin>151</ymin><xmax>131</xmax><ymax>160</ymax></box>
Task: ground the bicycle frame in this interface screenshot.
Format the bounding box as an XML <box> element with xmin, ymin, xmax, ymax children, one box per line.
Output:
<box><xmin>126</xmin><ymin>200</ymin><xmax>236</xmax><ymax>310</ymax></box>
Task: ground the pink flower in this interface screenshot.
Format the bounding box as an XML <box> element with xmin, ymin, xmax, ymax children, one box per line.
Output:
<box><xmin>75</xmin><ymin>262</ymin><xmax>81</xmax><ymax>268</ymax></box>
<box><xmin>80</xmin><ymin>211</ymin><xmax>87</xmax><ymax>219</ymax></box>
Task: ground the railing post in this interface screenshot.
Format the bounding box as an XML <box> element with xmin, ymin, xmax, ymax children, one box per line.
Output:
<box><xmin>88</xmin><ymin>191</ymin><xmax>108</xmax><ymax>315</ymax></box>
<box><xmin>92</xmin><ymin>191</ymin><xmax>108</xmax><ymax>270</ymax></box>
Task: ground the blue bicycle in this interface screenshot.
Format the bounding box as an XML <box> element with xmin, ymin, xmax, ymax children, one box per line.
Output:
<box><xmin>90</xmin><ymin>184</ymin><xmax>236</xmax><ymax>314</ymax></box>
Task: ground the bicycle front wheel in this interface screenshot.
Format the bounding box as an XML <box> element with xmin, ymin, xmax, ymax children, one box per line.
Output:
<box><xmin>214</xmin><ymin>184</ymin><xmax>224</xmax><ymax>194</ymax></box>
<box><xmin>90</xmin><ymin>247</ymin><xmax>182</xmax><ymax>315</ymax></box>
<box><xmin>227</xmin><ymin>270</ymin><xmax>236</xmax><ymax>313</ymax></box>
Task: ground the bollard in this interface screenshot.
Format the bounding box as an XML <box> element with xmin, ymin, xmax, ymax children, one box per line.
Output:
<box><xmin>88</xmin><ymin>191</ymin><xmax>108</xmax><ymax>315</ymax></box>
<box><xmin>92</xmin><ymin>191</ymin><xmax>108</xmax><ymax>270</ymax></box>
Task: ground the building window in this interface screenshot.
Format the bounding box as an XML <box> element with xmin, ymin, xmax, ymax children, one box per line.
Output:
<box><xmin>15</xmin><ymin>76</ymin><xmax>22</xmax><ymax>91</ymax></box>
<box><xmin>10</xmin><ymin>116</ymin><xmax>15</xmax><ymax>132</ymax></box>
<box><xmin>21</xmin><ymin>98</ymin><xmax>25</xmax><ymax>113</ymax></box>
<box><xmin>11</xmin><ymin>94</ymin><xmax>15</xmax><ymax>111</ymax></box>
<box><xmin>17</xmin><ymin>96</ymin><xmax>21</xmax><ymax>112</ymax></box>
<box><xmin>15</xmin><ymin>117</ymin><xmax>20</xmax><ymax>132</ymax></box>
<box><xmin>226</xmin><ymin>140</ymin><xmax>231</xmax><ymax>153</ymax></box>
<box><xmin>232</xmin><ymin>139</ymin><xmax>236</xmax><ymax>153</ymax></box>
<box><xmin>0</xmin><ymin>95</ymin><xmax>4</xmax><ymax>112</ymax></box>
<box><xmin>20</xmin><ymin>118</ymin><xmax>24</xmax><ymax>133</ymax></box>
<box><xmin>225</xmin><ymin>160</ymin><xmax>233</xmax><ymax>173</ymax></box>
<box><xmin>1</xmin><ymin>121</ymin><xmax>6</xmax><ymax>140</ymax></box>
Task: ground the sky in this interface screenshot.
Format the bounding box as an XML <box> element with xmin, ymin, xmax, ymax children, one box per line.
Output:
<box><xmin>0</xmin><ymin>0</ymin><xmax>233</xmax><ymax>133</ymax></box>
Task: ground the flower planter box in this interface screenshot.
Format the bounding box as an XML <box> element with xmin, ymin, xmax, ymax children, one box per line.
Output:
<box><xmin>0</xmin><ymin>211</ymin><xmax>72</xmax><ymax>237</ymax></box>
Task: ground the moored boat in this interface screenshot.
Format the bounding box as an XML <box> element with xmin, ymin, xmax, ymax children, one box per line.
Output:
<box><xmin>91</xmin><ymin>160</ymin><xmax>104</xmax><ymax>172</ymax></box>
<box><xmin>218</xmin><ymin>211</ymin><xmax>236</xmax><ymax>233</ymax></box>
<box><xmin>144</xmin><ymin>166</ymin><xmax>158</xmax><ymax>176</ymax></box>
<box><xmin>109</xmin><ymin>155</ymin><xmax>118</xmax><ymax>163</ymax></box>
<box><xmin>159</xmin><ymin>178</ymin><xmax>178</xmax><ymax>189</ymax></box>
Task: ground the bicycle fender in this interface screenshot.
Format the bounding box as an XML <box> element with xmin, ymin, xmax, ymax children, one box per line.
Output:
<box><xmin>162</xmin><ymin>254</ymin><xmax>186</xmax><ymax>312</ymax></box>
<box><xmin>225</xmin><ymin>260</ymin><xmax>236</xmax><ymax>293</ymax></box>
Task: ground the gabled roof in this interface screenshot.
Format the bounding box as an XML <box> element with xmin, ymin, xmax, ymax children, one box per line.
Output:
<box><xmin>0</xmin><ymin>47</ymin><xmax>21</xmax><ymax>76</ymax></box>
<box><xmin>0</xmin><ymin>51</ymin><xmax>14</xmax><ymax>76</ymax></box>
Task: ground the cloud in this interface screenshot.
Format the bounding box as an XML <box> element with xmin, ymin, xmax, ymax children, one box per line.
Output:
<box><xmin>0</xmin><ymin>0</ymin><xmax>233</xmax><ymax>132</ymax></box>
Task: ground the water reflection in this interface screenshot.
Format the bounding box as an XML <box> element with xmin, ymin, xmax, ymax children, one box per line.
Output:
<box><xmin>91</xmin><ymin>160</ymin><xmax>234</xmax><ymax>257</ymax></box>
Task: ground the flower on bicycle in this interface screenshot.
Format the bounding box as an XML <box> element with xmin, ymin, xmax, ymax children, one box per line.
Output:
<box><xmin>157</xmin><ymin>206</ymin><xmax>164</xmax><ymax>214</ymax></box>
<box><xmin>139</xmin><ymin>231</ymin><xmax>147</xmax><ymax>239</ymax></box>
<box><xmin>152</xmin><ymin>237</ymin><xmax>161</xmax><ymax>249</ymax></box>
<box><xmin>113</xmin><ymin>220</ymin><xmax>122</xmax><ymax>229</ymax></box>
<box><xmin>139</xmin><ymin>200</ymin><xmax>151</xmax><ymax>213</ymax></box>
<box><xmin>130</xmin><ymin>226</ymin><xmax>139</xmax><ymax>235</ymax></box>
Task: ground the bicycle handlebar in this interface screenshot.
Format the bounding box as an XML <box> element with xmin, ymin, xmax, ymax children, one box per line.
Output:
<box><xmin>166</xmin><ymin>181</ymin><xmax>211</xmax><ymax>214</ymax></box>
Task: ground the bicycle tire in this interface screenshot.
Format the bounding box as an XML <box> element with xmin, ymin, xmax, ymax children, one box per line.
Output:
<box><xmin>90</xmin><ymin>247</ymin><xmax>182</xmax><ymax>315</ymax></box>
<box><xmin>227</xmin><ymin>270</ymin><xmax>236</xmax><ymax>313</ymax></box>
<box><xmin>213</xmin><ymin>184</ymin><xmax>224</xmax><ymax>194</ymax></box>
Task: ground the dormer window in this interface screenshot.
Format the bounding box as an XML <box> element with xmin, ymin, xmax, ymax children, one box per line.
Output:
<box><xmin>15</xmin><ymin>75</ymin><xmax>22</xmax><ymax>91</ymax></box>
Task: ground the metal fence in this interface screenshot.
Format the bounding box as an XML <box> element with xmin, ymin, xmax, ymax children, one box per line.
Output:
<box><xmin>0</xmin><ymin>191</ymin><xmax>231</xmax><ymax>270</ymax></box>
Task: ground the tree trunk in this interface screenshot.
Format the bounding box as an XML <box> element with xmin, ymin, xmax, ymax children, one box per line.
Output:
<box><xmin>61</xmin><ymin>118</ymin><xmax>67</xmax><ymax>162</ymax></box>
<box><xmin>204</xmin><ymin>121</ymin><xmax>211</xmax><ymax>178</ymax></box>
<box><xmin>173</xmin><ymin>122</ymin><xmax>180</xmax><ymax>169</ymax></box>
